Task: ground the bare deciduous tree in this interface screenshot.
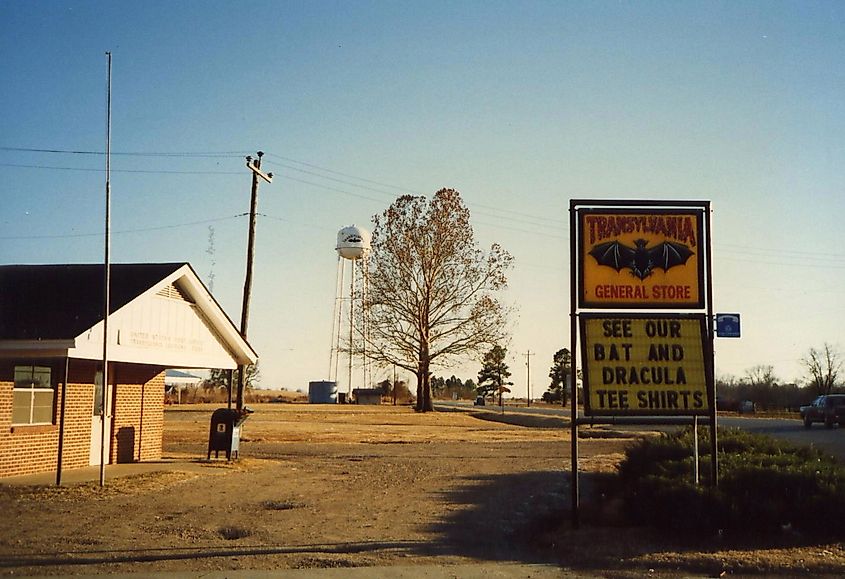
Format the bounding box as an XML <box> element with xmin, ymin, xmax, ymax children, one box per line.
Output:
<box><xmin>802</xmin><ymin>343</ymin><xmax>842</xmax><ymax>395</ymax></box>
<box><xmin>361</xmin><ymin>189</ymin><xmax>513</xmax><ymax>412</ymax></box>
<box><xmin>744</xmin><ymin>364</ymin><xmax>778</xmax><ymax>387</ymax></box>
<box><xmin>205</xmin><ymin>363</ymin><xmax>260</xmax><ymax>393</ymax></box>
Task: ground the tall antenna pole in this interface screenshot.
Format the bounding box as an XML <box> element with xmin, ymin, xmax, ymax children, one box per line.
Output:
<box><xmin>100</xmin><ymin>51</ymin><xmax>112</xmax><ymax>487</ymax></box>
<box><xmin>525</xmin><ymin>350</ymin><xmax>534</xmax><ymax>407</ymax></box>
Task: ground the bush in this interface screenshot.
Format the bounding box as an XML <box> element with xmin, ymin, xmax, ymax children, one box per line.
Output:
<box><xmin>617</xmin><ymin>427</ymin><xmax>845</xmax><ymax>538</ymax></box>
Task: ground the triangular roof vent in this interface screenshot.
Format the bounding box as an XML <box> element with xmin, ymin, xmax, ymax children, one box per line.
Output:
<box><xmin>156</xmin><ymin>281</ymin><xmax>194</xmax><ymax>303</ymax></box>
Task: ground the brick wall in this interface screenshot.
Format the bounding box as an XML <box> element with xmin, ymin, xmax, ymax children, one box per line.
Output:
<box><xmin>0</xmin><ymin>359</ymin><xmax>165</xmax><ymax>478</ymax></box>
<box><xmin>111</xmin><ymin>365</ymin><xmax>164</xmax><ymax>463</ymax></box>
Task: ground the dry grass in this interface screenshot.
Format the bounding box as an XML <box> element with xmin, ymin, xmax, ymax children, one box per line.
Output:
<box><xmin>165</xmin><ymin>403</ymin><xmax>571</xmax><ymax>445</ymax></box>
<box><xmin>0</xmin><ymin>470</ymin><xmax>199</xmax><ymax>502</ymax></box>
<box><xmin>4</xmin><ymin>403</ymin><xmax>842</xmax><ymax>576</ymax></box>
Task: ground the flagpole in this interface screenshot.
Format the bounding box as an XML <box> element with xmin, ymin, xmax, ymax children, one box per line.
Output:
<box><xmin>100</xmin><ymin>51</ymin><xmax>112</xmax><ymax>487</ymax></box>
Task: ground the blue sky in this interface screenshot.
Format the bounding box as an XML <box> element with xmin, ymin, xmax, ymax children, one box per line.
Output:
<box><xmin>2</xmin><ymin>1</ymin><xmax>844</xmax><ymax>395</ymax></box>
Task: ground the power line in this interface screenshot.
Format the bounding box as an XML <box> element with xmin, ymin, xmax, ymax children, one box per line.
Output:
<box><xmin>4</xmin><ymin>206</ymin><xmax>841</xmax><ymax>272</ymax></box>
<box><xmin>0</xmin><ymin>146</ymin><xmax>248</xmax><ymax>158</ymax></box>
<box><xmin>0</xmin><ymin>211</ymin><xmax>336</xmax><ymax>241</ymax></box>
<box><xmin>275</xmin><ymin>172</ymin><xmax>569</xmax><ymax>237</ymax></box>
<box><xmin>472</xmin><ymin>218</ymin><xmax>567</xmax><ymax>240</ymax></box>
<box><xmin>275</xmin><ymin>169</ymin><xmax>566</xmax><ymax>231</ymax></box>
<box><xmin>0</xmin><ymin>213</ymin><xmax>248</xmax><ymax>240</ymax></box>
<box><xmin>2</xmin><ymin>146</ymin><xmax>566</xmax><ymax>227</ymax></box>
<box><xmin>257</xmin><ymin>213</ymin><xmax>337</xmax><ymax>233</ymax></box>
<box><xmin>0</xmin><ymin>162</ymin><xmax>242</xmax><ymax>175</ymax></box>
<box><xmin>279</xmin><ymin>174</ymin><xmax>391</xmax><ymax>204</ymax></box>
<box><xmin>265</xmin><ymin>153</ymin><xmax>567</xmax><ymax>227</ymax></box>
<box><xmin>5</xmin><ymin>159</ymin><xmax>843</xmax><ymax>257</ymax></box>
<box><xmin>717</xmin><ymin>243</ymin><xmax>845</xmax><ymax>261</ymax></box>
<box><xmin>6</xmin><ymin>146</ymin><xmax>845</xmax><ymax>262</ymax></box>
<box><xmin>264</xmin><ymin>152</ymin><xmax>425</xmax><ymax>195</ymax></box>
<box><xmin>716</xmin><ymin>254</ymin><xmax>845</xmax><ymax>270</ymax></box>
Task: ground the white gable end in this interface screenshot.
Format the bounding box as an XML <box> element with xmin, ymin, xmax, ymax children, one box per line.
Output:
<box><xmin>69</xmin><ymin>266</ymin><xmax>256</xmax><ymax>369</ymax></box>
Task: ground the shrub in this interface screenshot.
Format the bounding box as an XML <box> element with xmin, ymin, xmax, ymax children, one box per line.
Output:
<box><xmin>218</xmin><ymin>526</ymin><xmax>251</xmax><ymax>540</ymax></box>
<box><xmin>617</xmin><ymin>427</ymin><xmax>845</xmax><ymax>538</ymax></box>
<box><xmin>618</xmin><ymin>434</ymin><xmax>694</xmax><ymax>482</ymax></box>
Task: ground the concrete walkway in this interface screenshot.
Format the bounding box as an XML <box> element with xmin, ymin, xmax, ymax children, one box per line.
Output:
<box><xmin>0</xmin><ymin>454</ymin><xmax>213</xmax><ymax>486</ymax></box>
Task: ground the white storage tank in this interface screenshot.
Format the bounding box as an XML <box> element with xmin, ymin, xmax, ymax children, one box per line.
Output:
<box><xmin>336</xmin><ymin>225</ymin><xmax>371</xmax><ymax>260</ymax></box>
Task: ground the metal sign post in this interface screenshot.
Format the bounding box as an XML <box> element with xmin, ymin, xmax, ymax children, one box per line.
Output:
<box><xmin>568</xmin><ymin>203</ymin><xmax>579</xmax><ymax>528</ymax></box>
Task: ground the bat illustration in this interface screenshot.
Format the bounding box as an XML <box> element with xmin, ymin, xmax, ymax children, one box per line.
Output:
<box><xmin>589</xmin><ymin>239</ymin><xmax>693</xmax><ymax>280</ymax></box>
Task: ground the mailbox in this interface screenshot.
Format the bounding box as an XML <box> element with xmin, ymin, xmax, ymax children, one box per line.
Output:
<box><xmin>207</xmin><ymin>407</ymin><xmax>252</xmax><ymax>460</ymax></box>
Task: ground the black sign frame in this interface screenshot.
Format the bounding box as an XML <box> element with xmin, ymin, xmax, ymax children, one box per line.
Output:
<box><xmin>577</xmin><ymin>207</ymin><xmax>706</xmax><ymax>309</ymax></box>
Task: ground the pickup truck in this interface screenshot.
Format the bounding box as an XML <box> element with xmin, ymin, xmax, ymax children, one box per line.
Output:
<box><xmin>800</xmin><ymin>394</ymin><xmax>845</xmax><ymax>428</ymax></box>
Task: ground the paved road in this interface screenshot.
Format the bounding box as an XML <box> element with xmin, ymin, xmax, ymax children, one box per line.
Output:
<box><xmin>436</xmin><ymin>401</ymin><xmax>845</xmax><ymax>461</ymax></box>
<box><xmin>717</xmin><ymin>415</ymin><xmax>845</xmax><ymax>461</ymax></box>
<box><xmin>436</xmin><ymin>400</ymin><xmax>576</xmax><ymax>418</ymax></box>
<box><xmin>52</xmin><ymin>563</ymin><xmax>584</xmax><ymax>579</ymax></box>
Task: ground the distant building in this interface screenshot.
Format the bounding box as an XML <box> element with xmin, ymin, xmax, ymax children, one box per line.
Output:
<box><xmin>0</xmin><ymin>263</ymin><xmax>256</xmax><ymax>479</ymax></box>
<box><xmin>352</xmin><ymin>388</ymin><xmax>382</xmax><ymax>405</ymax></box>
<box><xmin>165</xmin><ymin>369</ymin><xmax>205</xmax><ymax>404</ymax></box>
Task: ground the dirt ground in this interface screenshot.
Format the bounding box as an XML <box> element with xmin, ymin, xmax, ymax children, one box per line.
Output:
<box><xmin>2</xmin><ymin>403</ymin><xmax>845</xmax><ymax>577</ymax></box>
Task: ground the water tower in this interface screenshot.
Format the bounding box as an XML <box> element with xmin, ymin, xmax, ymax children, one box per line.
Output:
<box><xmin>329</xmin><ymin>225</ymin><xmax>372</xmax><ymax>399</ymax></box>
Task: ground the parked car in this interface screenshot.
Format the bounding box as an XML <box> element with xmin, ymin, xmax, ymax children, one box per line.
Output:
<box><xmin>799</xmin><ymin>394</ymin><xmax>845</xmax><ymax>428</ymax></box>
<box><xmin>474</xmin><ymin>396</ymin><xmax>486</xmax><ymax>406</ymax></box>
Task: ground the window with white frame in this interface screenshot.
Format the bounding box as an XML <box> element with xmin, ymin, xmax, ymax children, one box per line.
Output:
<box><xmin>12</xmin><ymin>365</ymin><xmax>54</xmax><ymax>425</ymax></box>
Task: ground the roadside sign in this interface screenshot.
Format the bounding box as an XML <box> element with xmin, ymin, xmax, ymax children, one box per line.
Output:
<box><xmin>569</xmin><ymin>199</ymin><xmax>717</xmax><ymax>525</ymax></box>
<box><xmin>715</xmin><ymin>313</ymin><xmax>741</xmax><ymax>338</ymax></box>
<box><xmin>578</xmin><ymin>209</ymin><xmax>705</xmax><ymax>309</ymax></box>
<box><xmin>579</xmin><ymin>313</ymin><xmax>711</xmax><ymax>416</ymax></box>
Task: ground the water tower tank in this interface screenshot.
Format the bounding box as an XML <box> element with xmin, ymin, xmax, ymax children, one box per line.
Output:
<box><xmin>308</xmin><ymin>380</ymin><xmax>338</xmax><ymax>404</ymax></box>
<box><xmin>336</xmin><ymin>225</ymin><xmax>371</xmax><ymax>260</ymax></box>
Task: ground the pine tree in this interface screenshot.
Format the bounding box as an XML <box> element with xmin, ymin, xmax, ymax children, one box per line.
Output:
<box><xmin>546</xmin><ymin>348</ymin><xmax>571</xmax><ymax>405</ymax></box>
<box><xmin>477</xmin><ymin>345</ymin><xmax>512</xmax><ymax>402</ymax></box>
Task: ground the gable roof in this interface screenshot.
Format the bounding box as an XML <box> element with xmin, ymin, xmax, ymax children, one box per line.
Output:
<box><xmin>0</xmin><ymin>263</ymin><xmax>257</xmax><ymax>367</ymax></box>
<box><xmin>0</xmin><ymin>263</ymin><xmax>183</xmax><ymax>340</ymax></box>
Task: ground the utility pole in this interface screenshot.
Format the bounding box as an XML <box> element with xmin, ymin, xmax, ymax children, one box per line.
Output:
<box><xmin>525</xmin><ymin>350</ymin><xmax>534</xmax><ymax>407</ymax></box>
<box><xmin>237</xmin><ymin>151</ymin><xmax>273</xmax><ymax>410</ymax></box>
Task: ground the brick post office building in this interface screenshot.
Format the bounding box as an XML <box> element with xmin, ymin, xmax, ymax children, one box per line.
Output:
<box><xmin>0</xmin><ymin>263</ymin><xmax>257</xmax><ymax>479</ymax></box>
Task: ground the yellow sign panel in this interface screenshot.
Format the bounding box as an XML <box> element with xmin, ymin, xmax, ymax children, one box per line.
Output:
<box><xmin>579</xmin><ymin>210</ymin><xmax>704</xmax><ymax>308</ymax></box>
<box><xmin>580</xmin><ymin>315</ymin><xmax>711</xmax><ymax>416</ymax></box>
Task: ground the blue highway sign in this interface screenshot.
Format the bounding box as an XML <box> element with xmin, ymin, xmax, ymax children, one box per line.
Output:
<box><xmin>716</xmin><ymin>313</ymin><xmax>741</xmax><ymax>338</ymax></box>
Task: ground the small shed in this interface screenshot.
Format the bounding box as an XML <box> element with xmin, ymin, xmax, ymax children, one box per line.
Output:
<box><xmin>0</xmin><ymin>263</ymin><xmax>256</xmax><ymax>479</ymax></box>
<box><xmin>352</xmin><ymin>388</ymin><xmax>382</xmax><ymax>405</ymax></box>
<box><xmin>165</xmin><ymin>369</ymin><xmax>204</xmax><ymax>403</ymax></box>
